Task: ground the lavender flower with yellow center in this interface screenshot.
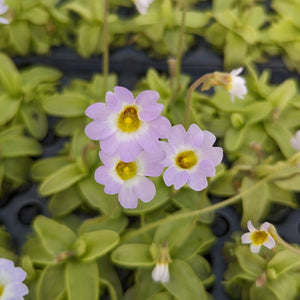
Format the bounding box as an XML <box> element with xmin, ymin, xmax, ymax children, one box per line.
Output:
<box><xmin>161</xmin><ymin>124</ymin><xmax>223</xmax><ymax>191</ymax></box>
<box><xmin>0</xmin><ymin>258</ymin><xmax>28</xmax><ymax>300</ymax></box>
<box><xmin>85</xmin><ymin>86</ymin><xmax>171</xmax><ymax>162</ymax></box>
<box><xmin>95</xmin><ymin>150</ymin><xmax>165</xmax><ymax>209</ymax></box>
<box><xmin>132</xmin><ymin>0</ymin><xmax>154</xmax><ymax>14</ymax></box>
<box><xmin>241</xmin><ymin>220</ymin><xmax>276</xmax><ymax>253</ymax></box>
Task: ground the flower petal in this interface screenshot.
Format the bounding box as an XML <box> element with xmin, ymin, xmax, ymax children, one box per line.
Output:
<box><xmin>241</xmin><ymin>233</ymin><xmax>251</xmax><ymax>244</ymax></box>
<box><xmin>187</xmin><ymin>172</ymin><xmax>208</xmax><ymax>191</ymax></box>
<box><xmin>106</xmin><ymin>91</ymin><xmax>123</xmax><ymax>112</ymax></box>
<box><xmin>118</xmin><ymin>138</ymin><xmax>142</xmax><ymax>162</ymax></box>
<box><xmin>84</xmin><ymin>119</ymin><xmax>115</xmax><ymax>140</ymax></box>
<box><xmin>250</xmin><ymin>244</ymin><xmax>261</xmax><ymax>253</ymax></box>
<box><xmin>186</xmin><ymin>124</ymin><xmax>204</xmax><ymax>148</ymax></box>
<box><xmin>230</xmin><ymin>67</ymin><xmax>243</xmax><ymax>77</ymax></box>
<box><xmin>85</xmin><ymin>102</ymin><xmax>106</xmax><ymax>119</ymax></box>
<box><xmin>263</xmin><ymin>235</ymin><xmax>276</xmax><ymax>250</ymax></box>
<box><xmin>260</xmin><ymin>222</ymin><xmax>270</xmax><ymax>232</ymax></box>
<box><xmin>114</xmin><ymin>86</ymin><xmax>134</xmax><ymax>104</ymax></box>
<box><xmin>137</xmin><ymin>130</ymin><xmax>162</xmax><ymax>153</ymax></box>
<box><xmin>168</xmin><ymin>124</ymin><xmax>186</xmax><ymax>147</ymax></box>
<box><xmin>247</xmin><ymin>220</ymin><xmax>256</xmax><ymax>233</ymax></box>
<box><xmin>149</xmin><ymin>116</ymin><xmax>171</xmax><ymax>138</ymax></box>
<box><xmin>118</xmin><ymin>184</ymin><xmax>138</xmax><ymax>209</ymax></box>
<box><xmin>100</xmin><ymin>134</ymin><xmax>119</xmax><ymax>156</ymax></box>
<box><xmin>133</xmin><ymin>176</ymin><xmax>156</xmax><ymax>203</ymax></box>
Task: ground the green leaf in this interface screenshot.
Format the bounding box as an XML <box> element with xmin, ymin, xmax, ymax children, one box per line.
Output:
<box><xmin>267</xmin><ymin>249</ymin><xmax>300</xmax><ymax>278</ymax></box>
<box><xmin>0</xmin><ymin>94</ymin><xmax>20</xmax><ymax>126</ymax></box>
<box><xmin>172</xmin><ymin>225</ymin><xmax>215</xmax><ymax>260</ymax></box>
<box><xmin>264</xmin><ymin>121</ymin><xmax>294</xmax><ymax>158</ymax></box>
<box><xmin>48</xmin><ymin>187</ymin><xmax>83</xmax><ymax>217</ymax></box>
<box><xmin>66</xmin><ymin>260</ymin><xmax>99</xmax><ymax>300</ymax></box>
<box><xmin>241</xmin><ymin>177</ymin><xmax>270</xmax><ymax>226</ymax></box>
<box><xmin>9</xmin><ymin>21</ymin><xmax>30</xmax><ymax>55</ymax></box>
<box><xmin>0</xmin><ymin>135</ymin><xmax>42</xmax><ymax>157</ymax></box>
<box><xmin>147</xmin><ymin>292</ymin><xmax>173</xmax><ymax>300</ymax></box>
<box><xmin>164</xmin><ymin>260</ymin><xmax>207</xmax><ymax>300</ymax></box>
<box><xmin>79</xmin><ymin>176</ymin><xmax>121</xmax><ymax>218</ymax></box>
<box><xmin>77</xmin><ymin>24</ymin><xmax>101</xmax><ymax>58</ymax></box>
<box><xmin>111</xmin><ymin>244</ymin><xmax>154</xmax><ymax>267</ymax></box>
<box><xmin>154</xmin><ymin>210</ymin><xmax>195</xmax><ymax>251</ymax></box>
<box><xmin>244</xmin><ymin>102</ymin><xmax>272</xmax><ymax>125</ymax></box>
<box><xmin>76</xmin><ymin>230</ymin><xmax>119</xmax><ymax>261</ymax></box>
<box><xmin>266</xmin><ymin>79</ymin><xmax>297</xmax><ymax>110</ymax></box>
<box><xmin>37</xmin><ymin>264</ymin><xmax>66</xmax><ymax>300</ymax></box>
<box><xmin>31</xmin><ymin>156</ymin><xmax>70</xmax><ymax>181</ymax></box>
<box><xmin>21</xmin><ymin>66</ymin><xmax>61</xmax><ymax>89</ymax></box>
<box><xmin>224</xmin><ymin>125</ymin><xmax>248</xmax><ymax>152</ymax></box>
<box><xmin>0</xmin><ymin>53</ymin><xmax>22</xmax><ymax>95</ymax></box>
<box><xmin>22</xmin><ymin>7</ymin><xmax>49</xmax><ymax>25</ymax></box>
<box><xmin>33</xmin><ymin>216</ymin><xmax>77</xmax><ymax>256</ymax></box>
<box><xmin>39</xmin><ymin>163</ymin><xmax>87</xmax><ymax>196</ymax></box>
<box><xmin>43</xmin><ymin>92</ymin><xmax>90</xmax><ymax>117</ymax></box>
<box><xmin>20</xmin><ymin>102</ymin><xmax>48</xmax><ymax>139</ymax></box>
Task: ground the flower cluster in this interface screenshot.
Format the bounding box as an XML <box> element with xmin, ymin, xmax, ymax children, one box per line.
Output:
<box><xmin>85</xmin><ymin>86</ymin><xmax>223</xmax><ymax>208</ymax></box>
<box><xmin>0</xmin><ymin>258</ymin><xmax>28</xmax><ymax>300</ymax></box>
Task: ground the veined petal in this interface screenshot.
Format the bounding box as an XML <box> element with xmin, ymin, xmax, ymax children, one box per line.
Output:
<box><xmin>247</xmin><ymin>220</ymin><xmax>256</xmax><ymax>233</ymax></box>
<box><xmin>100</xmin><ymin>134</ymin><xmax>119</xmax><ymax>156</ymax></box>
<box><xmin>137</xmin><ymin>129</ymin><xmax>162</xmax><ymax>153</ymax></box>
<box><xmin>133</xmin><ymin>176</ymin><xmax>156</xmax><ymax>203</ymax></box>
<box><xmin>186</xmin><ymin>124</ymin><xmax>204</xmax><ymax>148</ymax></box>
<box><xmin>149</xmin><ymin>116</ymin><xmax>171</xmax><ymax>138</ymax></box>
<box><xmin>263</xmin><ymin>235</ymin><xmax>276</xmax><ymax>250</ymax></box>
<box><xmin>84</xmin><ymin>119</ymin><xmax>115</xmax><ymax>141</ymax></box>
<box><xmin>241</xmin><ymin>232</ymin><xmax>251</xmax><ymax>244</ymax></box>
<box><xmin>114</xmin><ymin>86</ymin><xmax>134</xmax><ymax>104</ymax></box>
<box><xmin>250</xmin><ymin>244</ymin><xmax>261</xmax><ymax>254</ymax></box>
<box><xmin>118</xmin><ymin>138</ymin><xmax>142</xmax><ymax>162</ymax></box>
<box><xmin>187</xmin><ymin>172</ymin><xmax>208</xmax><ymax>191</ymax></box>
<box><xmin>260</xmin><ymin>222</ymin><xmax>270</xmax><ymax>232</ymax></box>
<box><xmin>119</xmin><ymin>184</ymin><xmax>138</xmax><ymax>209</ymax></box>
<box><xmin>168</xmin><ymin>124</ymin><xmax>186</xmax><ymax>147</ymax></box>
<box><xmin>230</xmin><ymin>67</ymin><xmax>243</xmax><ymax>77</ymax></box>
<box><xmin>173</xmin><ymin>171</ymin><xmax>189</xmax><ymax>190</ymax></box>
<box><xmin>106</xmin><ymin>91</ymin><xmax>123</xmax><ymax>112</ymax></box>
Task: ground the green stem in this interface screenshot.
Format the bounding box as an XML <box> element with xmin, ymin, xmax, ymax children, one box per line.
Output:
<box><xmin>183</xmin><ymin>74</ymin><xmax>211</xmax><ymax>128</ymax></box>
<box><xmin>175</xmin><ymin>0</ymin><xmax>187</xmax><ymax>89</ymax></box>
<box><xmin>122</xmin><ymin>151</ymin><xmax>300</xmax><ymax>243</ymax></box>
<box><xmin>163</xmin><ymin>0</ymin><xmax>187</xmax><ymax>114</ymax></box>
<box><xmin>277</xmin><ymin>236</ymin><xmax>300</xmax><ymax>256</ymax></box>
<box><xmin>102</xmin><ymin>0</ymin><xmax>109</xmax><ymax>94</ymax></box>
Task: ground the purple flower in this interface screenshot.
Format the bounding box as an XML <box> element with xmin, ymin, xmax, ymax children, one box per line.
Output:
<box><xmin>0</xmin><ymin>258</ymin><xmax>28</xmax><ymax>300</ymax></box>
<box><xmin>94</xmin><ymin>150</ymin><xmax>165</xmax><ymax>209</ymax></box>
<box><xmin>85</xmin><ymin>86</ymin><xmax>171</xmax><ymax>162</ymax></box>
<box><xmin>161</xmin><ymin>124</ymin><xmax>223</xmax><ymax>191</ymax></box>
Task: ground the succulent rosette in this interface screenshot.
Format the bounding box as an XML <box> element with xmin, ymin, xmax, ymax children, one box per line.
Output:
<box><xmin>161</xmin><ymin>124</ymin><xmax>223</xmax><ymax>191</ymax></box>
<box><xmin>85</xmin><ymin>86</ymin><xmax>171</xmax><ymax>162</ymax></box>
<box><xmin>95</xmin><ymin>150</ymin><xmax>165</xmax><ymax>209</ymax></box>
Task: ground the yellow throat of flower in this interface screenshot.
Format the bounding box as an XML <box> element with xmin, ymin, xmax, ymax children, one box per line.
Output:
<box><xmin>115</xmin><ymin>161</ymin><xmax>137</xmax><ymax>180</ymax></box>
<box><xmin>118</xmin><ymin>106</ymin><xmax>140</xmax><ymax>133</ymax></box>
<box><xmin>250</xmin><ymin>230</ymin><xmax>268</xmax><ymax>246</ymax></box>
<box><xmin>175</xmin><ymin>150</ymin><xmax>198</xmax><ymax>169</ymax></box>
<box><xmin>0</xmin><ymin>285</ymin><xmax>4</xmax><ymax>297</ymax></box>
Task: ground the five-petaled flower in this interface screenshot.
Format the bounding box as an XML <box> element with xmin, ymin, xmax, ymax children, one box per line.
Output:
<box><xmin>161</xmin><ymin>124</ymin><xmax>223</xmax><ymax>191</ymax></box>
<box><xmin>95</xmin><ymin>150</ymin><xmax>165</xmax><ymax>209</ymax></box>
<box><xmin>0</xmin><ymin>0</ymin><xmax>9</xmax><ymax>24</ymax></box>
<box><xmin>290</xmin><ymin>130</ymin><xmax>300</xmax><ymax>151</ymax></box>
<box><xmin>241</xmin><ymin>220</ymin><xmax>276</xmax><ymax>253</ymax></box>
<box><xmin>152</xmin><ymin>242</ymin><xmax>171</xmax><ymax>283</ymax></box>
<box><xmin>0</xmin><ymin>258</ymin><xmax>28</xmax><ymax>300</ymax></box>
<box><xmin>85</xmin><ymin>86</ymin><xmax>171</xmax><ymax>162</ymax></box>
<box><xmin>132</xmin><ymin>0</ymin><xmax>154</xmax><ymax>14</ymax></box>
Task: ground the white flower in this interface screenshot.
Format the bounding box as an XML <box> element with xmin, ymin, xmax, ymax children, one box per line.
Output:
<box><xmin>0</xmin><ymin>258</ymin><xmax>28</xmax><ymax>300</ymax></box>
<box><xmin>132</xmin><ymin>0</ymin><xmax>154</xmax><ymax>14</ymax></box>
<box><xmin>290</xmin><ymin>130</ymin><xmax>300</xmax><ymax>151</ymax></box>
<box><xmin>0</xmin><ymin>0</ymin><xmax>9</xmax><ymax>24</ymax></box>
<box><xmin>152</xmin><ymin>262</ymin><xmax>170</xmax><ymax>283</ymax></box>
<box><xmin>226</xmin><ymin>67</ymin><xmax>247</xmax><ymax>102</ymax></box>
<box><xmin>241</xmin><ymin>220</ymin><xmax>276</xmax><ymax>253</ymax></box>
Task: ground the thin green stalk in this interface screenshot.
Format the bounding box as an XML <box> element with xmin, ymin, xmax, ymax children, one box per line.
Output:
<box><xmin>102</xmin><ymin>0</ymin><xmax>109</xmax><ymax>94</ymax></box>
<box><xmin>164</xmin><ymin>0</ymin><xmax>187</xmax><ymax>114</ymax></box>
<box><xmin>122</xmin><ymin>151</ymin><xmax>300</xmax><ymax>242</ymax></box>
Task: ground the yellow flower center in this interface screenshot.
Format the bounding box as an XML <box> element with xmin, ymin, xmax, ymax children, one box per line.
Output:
<box><xmin>175</xmin><ymin>150</ymin><xmax>198</xmax><ymax>169</ymax></box>
<box><xmin>250</xmin><ymin>231</ymin><xmax>268</xmax><ymax>246</ymax></box>
<box><xmin>115</xmin><ymin>161</ymin><xmax>137</xmax><ymax>180</ymax></box>
<box><xmin>0</xmin><ymin>285</ymin><xmax>4</xmax><ymax>297</ymax></box>
<box><xmin>118</xmin><ymin>106</ymin><xmax>140</xmax><ymax>133</ymax></box>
